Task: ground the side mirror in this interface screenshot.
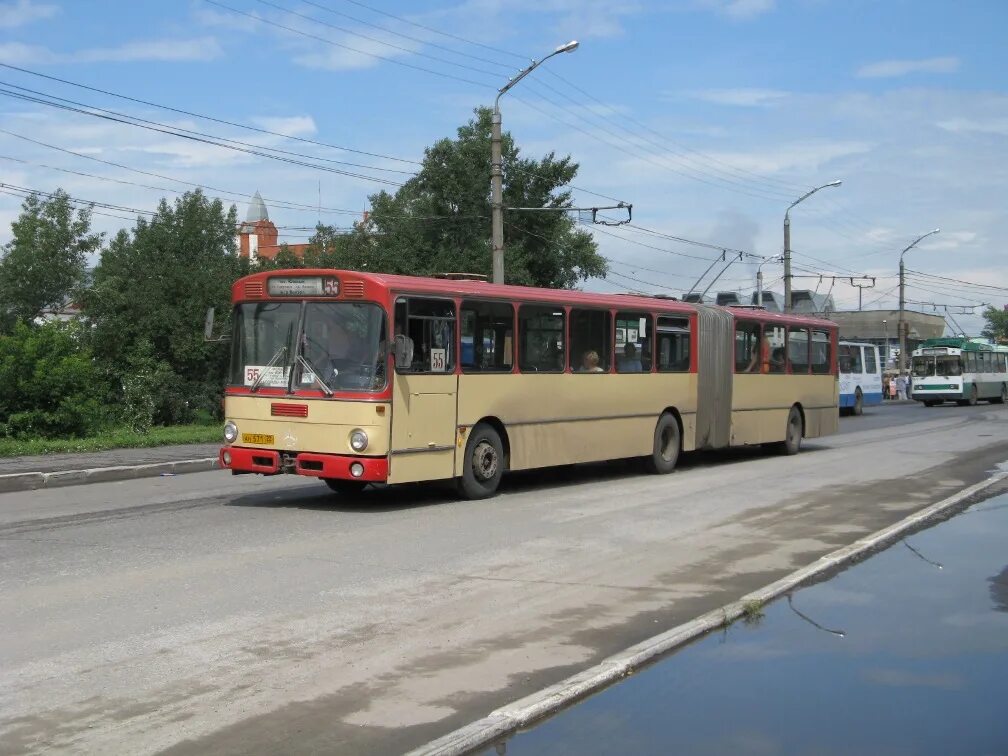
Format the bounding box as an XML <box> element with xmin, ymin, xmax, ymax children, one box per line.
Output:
<box><xmin>204</xmin><ymin>307</ymin><xmax>229</xmax><ymax>343</ymax></box>
<box><xmin>394</xmin><ymin>334</ymin><xmax>414</xmax><ymax>370</ymax></box>
<box><xmin>204</xmin><ymin>307</ymin><xmax>215</xmax><ymax>341</ymax></box>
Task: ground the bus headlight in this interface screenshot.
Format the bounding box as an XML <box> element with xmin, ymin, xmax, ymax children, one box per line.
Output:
<box><xmin>349</xmin><ymin>429</ymin><xmax>368</xmax><ymax>452</ymax></box>
<box><xmin>223</xmin><ymin>421</ymin><xmax>238</xmax><ymax>443</ymax></box>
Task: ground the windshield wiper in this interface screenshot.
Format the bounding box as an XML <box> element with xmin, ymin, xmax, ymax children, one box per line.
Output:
<box><xmin>250</xmin><ymin>345</ymin><xmax>287</xmax><ymax>393</ymax></box>
<box><xmin>296</xmin><ymin>354</ymin><xmax>334</xmax><ymax>397</ymax></box>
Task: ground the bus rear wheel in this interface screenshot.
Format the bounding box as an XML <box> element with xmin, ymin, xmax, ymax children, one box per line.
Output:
<box><xmin>993</xmin><ymin>384</ymin><xmax>1008</xmax><ymax>405</ymax></box>
<box><xmin>457</xmin><ymin>423</ymin><xmax>504</xmax><ymax>499</ymax></box>
<box><xmin>324</xmin><ymin>479</ymin><xmax>368</xmax><ymax>496</ymax></box>
<box><xmin>775</xmin><ymin>406</ymin><xmax>803</xmax><ymax>455</ymax></box>
<box><xmin>853</xmin><ymin>389</ymin><xmax>863</xmax><ymax>416</ymax></box>
<box><xmin>645</xmin><ymin>413</ymin><xmax>680</xmax><ymax>474</ymax></box>
<box><xmin>967</xmin><ymin>384</ymin><xmax>979</xmax><ymax>406</ymax></box>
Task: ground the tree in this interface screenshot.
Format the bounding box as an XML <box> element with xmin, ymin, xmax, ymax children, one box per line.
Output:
<box><xmin>353</xmin><ymin>107</ymin><xmax>606</xmax><ymax>288</ymax></box>
<box><xmin>84</xmin><ymin>190</ymin><xmax>241</xmax><ymax>424</ymax></box>
<box><xmin>0</xmin><ymin>189</ymin><xmax>102</xmax><ymax>328</ymax></box>
<box><xmin>981</xmin><ymin>305</ymin><xmax>1008</xmax><ymax>343</ymax></box>
<box><xmin>0</xmin><ymin>320</ymin><xmax>109</xmax><ymax>439</ymax></box>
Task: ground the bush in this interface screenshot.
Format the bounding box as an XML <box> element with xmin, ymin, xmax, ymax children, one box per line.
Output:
<box><xmin>0</xmin><ymin>320</ymin><xmax>113</xmax><ymax>439</ymax></box>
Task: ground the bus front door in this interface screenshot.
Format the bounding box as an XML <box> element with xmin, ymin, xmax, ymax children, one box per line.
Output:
<box><xmin>389</xmin><ymin>372</ymin><xmax>458</xmax><ymax>484</ymax></box>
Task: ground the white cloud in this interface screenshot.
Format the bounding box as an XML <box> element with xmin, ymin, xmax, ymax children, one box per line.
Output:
<box><xmin>702</xmin><ymin>139</ymin><xmax>873</xmax><ymax>175</ymax></box>
<box><xmin>856</xmin><ymin>56</ymin><xmax>960</xmax><ymax>79</ymax></box>
<box><xmin>937</xmin><ymin>117</ymin><xmax>1008</xmax><ymax>137</ymax></box>
<box><xmin>251</xmin><ymin>116</ymin><xmax>318</xmax><ymax>138</ymax></box>
<box><xmin>698</xmin><ymin>0</ymin><xmax>776</xmax><ymax>21</ymax></box>
<box><xmin>686</xmin><ymin>88</ymin><xmax>789</xmax><ymax>107</ymax></box>
<box><xmin>0</xmin><ymin>0</ymin><xmax>56</xmax><ymax>29</ymax></box>
<box><xmin>0</xmin><ymin>37</ymin><xmax>223</xmax><ymax>65</ymax></box>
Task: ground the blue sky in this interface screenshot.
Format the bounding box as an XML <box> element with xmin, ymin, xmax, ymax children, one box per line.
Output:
<box><xmin>1</xmin><ymin>0</ymin><xmax>1006</xmax><ymax>332</ymax></box>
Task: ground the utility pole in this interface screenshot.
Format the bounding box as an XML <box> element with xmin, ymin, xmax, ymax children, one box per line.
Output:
<box><xmin>491</xmin><ymin>41</ymin><xmax>579</xmax><ymax>284</ymax></box>
<box><xmin>850</xmin><ymin>277</ymin><xmax>876</xmax><ymax>310</ymax></box>
<box><xmin>783</xmin><ymin>181</ymin><xmax>842</xmax><ymax>312</ymax></box>
<box><xmin>898</xmin><ymin>229</ymin><xmax>940</xmax><ymax>373</ymax></box>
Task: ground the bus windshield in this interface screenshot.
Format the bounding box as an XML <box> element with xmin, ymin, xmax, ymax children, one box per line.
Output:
<box><xmin>912</xmin><ymin>356</ymin><xmax>934</xmax><ymax>377</ymax></box>
<box><xmin>937</xmin><ymin>356</ymin><xmax>962</xmax><ymax>376</ymax></box>
<box><xmin>230</xmin><ymin>301</ymin><xmax>387</xmax><ymax>392</ymax></box>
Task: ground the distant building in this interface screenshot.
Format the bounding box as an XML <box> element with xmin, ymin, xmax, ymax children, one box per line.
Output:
<box><xmin>236</xmin><ymin>191</ymin><xmax>310</xmax><ymax>262</ymax></box>
<box><xmin>826</xmin><ymin>309</ymin><xmax>946</xmax><ymax>368</ymax></box>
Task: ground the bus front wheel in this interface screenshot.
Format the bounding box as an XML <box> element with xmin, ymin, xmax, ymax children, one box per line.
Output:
<box><xmin>853</xmin><ymin>389</ymin><xmax>863</xmax><ymax>416</ymax></box>
<box><xmin>324</xmin><ymin>479</ymin><xmax>368</xmax><ymax>496</ymax></box>
<box><xmin>645</xmin><ymin>413</ymin><xmax>680</xmax><ymax>474</ymax></box>
<box><xmin>457</xmin><ymin>423</ymin><xmax>504</xmax><ymax>499</ymax></box>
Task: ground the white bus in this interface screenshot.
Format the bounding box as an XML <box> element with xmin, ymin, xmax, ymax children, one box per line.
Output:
<box><xmin>838</xmin><ymin>341</ymin><xmax>883</xmax><ymax>415</ymax></box>
<box><xmin>911</xmin><ymin>338</ymin><xmax>1008</xmax><ymax>406</ymax></box>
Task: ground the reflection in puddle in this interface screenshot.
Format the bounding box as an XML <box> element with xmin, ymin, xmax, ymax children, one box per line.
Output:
<box><xmin>490</xmin><ymin>491</ymin><xmax>1008</xmax><ymax>756</ymax></box>
<box><xmin>989</xmin><ymin>566</ymin><xmax>1008</xmax><ymax>613</ymax></box>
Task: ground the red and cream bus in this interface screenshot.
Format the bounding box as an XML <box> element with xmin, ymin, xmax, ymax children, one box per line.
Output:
<box><xmin>218</xmin><ymin>270</ymin><xmax>838</xmax><ymax>498</ymax></box>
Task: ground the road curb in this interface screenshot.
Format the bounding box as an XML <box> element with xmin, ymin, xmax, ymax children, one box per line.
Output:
<box><xmin>407</xmin><ymin>469</ymin><xmax>1008</xmax><ymax>756</ymax></box>
<box><xmin>0</xmin><ymin>457</ymin><xmax>218</xmax><ymax>493</ymax></box>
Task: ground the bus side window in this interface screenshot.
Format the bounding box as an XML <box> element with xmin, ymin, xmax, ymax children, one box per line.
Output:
<box><xmin>864</xmin><ymin>346</ymin><xmax>877</xmax><ymax>375</ymax></box>
<box><xmin>767</xmin><ymin>326</ymin><xmax>786</xmax><ymax>374</ymax></box>
<box><xmin>616</xmin><ymin>312</ymin><xmax>652</xmax><ymax>373</ymax></box>
<box><xmin>788</xmin><ymin>327</ymin><xmax>810</xmax><ymax>374</ymax></box>
<box><xmin>811</xmin><ymin>329</ymin><xmax>831</xmax><ymax>374</ymax></box>
<box><xmin>460</xmin><ymin>300</ymin><xmax>513</xmax><ymax>373</ymax></box>
<box><xmin>999</xmin><ymin>354</ymin><xmax>1007</xmax><ymax>374</ymax></box>
<box><xmin>571</xmin><ymin>309</ymin><xmax>611</xmax><ymax>373</ymax></box>
<box><xmin>734</xmin><ymin>321</ymin><xmax>760</xmax><ymax>373</ymax></box>
<box><xmin>656</xmin><ymin>316</ymin><xmax>690</xmax><ymax>372</ymax></box>
<box><xmin>850</xmin><ymin>345</ymin><xmax>863</xmax><ymax>374</ymax></box>
<box><xmin>519</xmin><ymin>305</ymin><xmax>565</xmax><ymax>373</ymax></box>
<box><xmin>394</xmin><ymin>297</ymin><xmax>455</xmax><ymax>373</ymax></box>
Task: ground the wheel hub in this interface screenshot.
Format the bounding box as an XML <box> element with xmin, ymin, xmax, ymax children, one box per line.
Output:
<box><xmin>473</xmin><ymin>441</ymin><xmax>498</xmax><ymax>480</ymax></box>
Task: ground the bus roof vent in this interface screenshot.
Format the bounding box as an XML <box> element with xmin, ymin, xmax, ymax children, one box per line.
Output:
<box><xmin>342</xmin><ymin>279</ymin><xmax>365</xmax><ymax>298</ymax></box>
<box><xmin>431</xmin><ymin>272</ymin><xmax>488</xmax><ymax>281</ymax></box>
<box><xmin>244</xmin><ymin>281</ymin><xmax>264</xmax><ymax>299</ymax></box>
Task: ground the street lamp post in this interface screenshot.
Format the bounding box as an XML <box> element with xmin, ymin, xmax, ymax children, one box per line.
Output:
<box><xmin>783</xmin><ymin>181</ymin><xmax>842</xmax><ymax>312</ymax></box>
<box><xmin>882</xmin><ymin>319</ymin><xmax>888</xmax><ymax>368</ymax></box>
<box><xmin>898</xmin><ymin>228</ymin><xmax>941</xmax><ymax>373</ymax></box>
<box><xmin>491</xmin><ymin>40</ymin><xmax>579</xmax><ymax>285</ymax></box>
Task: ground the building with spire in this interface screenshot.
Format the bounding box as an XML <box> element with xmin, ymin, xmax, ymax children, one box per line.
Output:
<box><xmin>236</xmin><ymin>191</ymin><xmax>310</xmax><ymax>261</ymax></box>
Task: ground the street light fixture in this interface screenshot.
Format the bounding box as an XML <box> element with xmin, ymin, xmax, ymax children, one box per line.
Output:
<box><xmin>898</xmin><ymin>228</ymin><xmax>941</xmax><ymax>373</ymax></box>
<box><xmin>783</xmin><ymin>180</ymin><xmax>842</xmax><ymax>312</ymax></box>
<box><xmin>491</xmin><ymin>41</ymin><xmax>579</xmax><ymax>284</ymax></box>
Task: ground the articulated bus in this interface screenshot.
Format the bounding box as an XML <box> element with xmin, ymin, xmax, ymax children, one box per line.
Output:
<box><xmin>219</xmin><ymin>270</ymin><xmax>839</xmax><ymax>499</ymax></box>
<box><xmin>911</xmin><ymin>338</ymin><xmax>1008</xmax><ymax>406</ymax></box>
<box><xmin>838</xmin><ymin>341</ymin><xmax>883</xmax><ymax>416</ymax></box>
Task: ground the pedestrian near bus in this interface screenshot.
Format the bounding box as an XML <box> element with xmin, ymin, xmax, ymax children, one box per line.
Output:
<box><xmin>895</xmin><ymin>373</ymin><xmax>908</xmax><ymax>401</ymax></box>
<box><xmin>888</xmin><ymin>375</ymin><xmax>898</xmax><ymax>400</ymax></box>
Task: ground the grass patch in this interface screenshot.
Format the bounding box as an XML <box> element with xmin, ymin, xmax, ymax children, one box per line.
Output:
<box><xmin>0</xmin><ymin>424</ymin><xmax>220</xmax><ymax>458</ymax></box>
<box><xmin>741</xmin><ymin>599</ymin><xmax>766</xmax><ymax>626</ymax></box>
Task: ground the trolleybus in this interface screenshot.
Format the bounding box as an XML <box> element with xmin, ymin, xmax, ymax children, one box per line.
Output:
<box><xmin>217</xmin><ymin>270</ymin><xmax>839</xmax><ymax>498</ymax></box>
<box><xmin>910</xmin><ymin>338</ymin><xmax>1008</xmax><ymax>406</ymax></box>
<box><xmin>838</xmin><ymin>341</ymin><xmax>883</xmax><ymax>416</ymax></box>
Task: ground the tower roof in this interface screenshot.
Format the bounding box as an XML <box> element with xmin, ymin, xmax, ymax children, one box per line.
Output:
<box><xmin>245</xmin><ymin>191</ymin><xmax>269</xmax><ymax>223</ymax></box>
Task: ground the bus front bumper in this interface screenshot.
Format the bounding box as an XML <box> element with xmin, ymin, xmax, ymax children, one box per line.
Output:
<box><xmin>219</xmin><ymin>446</ymin><xmax>389</xmax><ymax>482</ymax></box>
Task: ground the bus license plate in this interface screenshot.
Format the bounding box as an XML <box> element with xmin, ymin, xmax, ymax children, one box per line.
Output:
<box><xmin>241</xmin><ymin>433</ymin><xmax>274</xmax><ymax>445</ymax></box>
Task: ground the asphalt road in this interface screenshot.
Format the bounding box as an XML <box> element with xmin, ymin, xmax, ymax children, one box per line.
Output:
<box><xmin>2</xmin><ymin>402</ymin><xmax>1007</xmax><ymax>755</ymax></box>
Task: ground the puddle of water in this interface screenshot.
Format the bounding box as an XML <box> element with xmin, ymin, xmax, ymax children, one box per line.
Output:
<box><xmin>488</xmin><ymin>492</ymin><xmax>1008</xmax><ymax>756</ymax></box>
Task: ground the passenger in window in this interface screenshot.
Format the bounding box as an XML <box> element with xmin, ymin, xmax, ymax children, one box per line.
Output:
<box><xmin>770</xmin><ymin>346</ymin><xmax>786</xmax><ymax>373</ymax></box>
<box><xmin>545</xmin><ymin>340</ymin><xmax>564</xmax><ymax>371</ymax></box>
<box><xmin>745</xmin><ymin>334</ymin><xmax>771</xmax><ymax>373</ymax></box>
<box><xmin>325</xmin><ymin>323</ymin><xmax>352</xmax><ymax>378</ymax></box>
<box><xmin>618</xmin><ymin>343</ymin><xmax>643</xmax><ymax>373</ymax></box>
<box><xmin>580</xmin><ymin>350</ymin><xmax>604</xmax><ymax>373</ymax></box>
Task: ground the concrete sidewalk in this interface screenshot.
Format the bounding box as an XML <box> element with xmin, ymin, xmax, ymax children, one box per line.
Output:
<box><xmin>0</xmin><ymin>443</ymin><xmax>220</xmax><ymax>493</ymax></box>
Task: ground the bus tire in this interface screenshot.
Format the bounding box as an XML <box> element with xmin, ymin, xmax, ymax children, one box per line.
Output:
<box><xmin>776</xmin><ymin>406</ymin><xmax>803</xmax><ymax>455</ymax></box>
<box><xmin>457</xmin><ymin>423</ymin><xmax>504</xmax><ymax>499</ymax></box>
<box><xmin>967</xmin><ymin>384</ymin><xmax>978</xmax><ymax>406</ymax></box>
<box><xmin>853</xmin><ymin>389</ymin><xmax>864</xmax><ymax>416</ymax></box>
<box><xmin>993</xmin><ymin>384</ymin><xmax>1008</xmax><ymax>405</ymax></box>
<box><xmin>324</xmin><ymin>478</ymin><xmax>368</xmax><ymax>496</ymax></box>
<box><xmin>645</xmin><ymin>413</ymin><xmax>680</xmax><ymax>474</ymax></box>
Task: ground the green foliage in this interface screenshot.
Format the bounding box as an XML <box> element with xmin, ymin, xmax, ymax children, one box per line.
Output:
<box><xmin>0</xmin><ymin>423</ymin><xmax>220</xmax><ymax>457</ymax></box>
<box><xmin>0</xmin><ymin>320</ymin><xmax>111</xmax><ymax>439</ymax></box>
<box><xmin>981</xmin><ymin>306</ymin><xmax>1008</xmax><ymax>343</ymax></box>
<box><xmin>84</xmin><ymin>190</ymin><xmax>239</xmax><ymax>425</ymax></box>
<box><xmin>310</xmin><ymin>107</ymin><xmax>606</xmax><ymax>288</ymax></box>
<box><xmin>0</xmin><ymin>189</ymin><xmax>102</xmax><ymax>327</ymax></box>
